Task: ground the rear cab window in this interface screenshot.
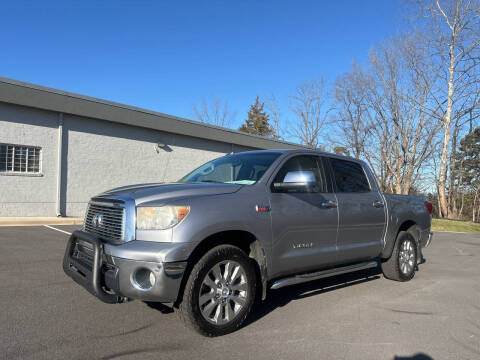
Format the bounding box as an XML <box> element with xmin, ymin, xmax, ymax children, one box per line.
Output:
<box><xmin>329</xmin><ymin>158</ymin><xmax>370</xmax><ymax>193</ymax></box>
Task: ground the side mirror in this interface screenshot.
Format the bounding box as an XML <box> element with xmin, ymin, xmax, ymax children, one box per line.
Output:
<box><xmin>273</xmin><ymin>171</ymin><xmax>317</xmax><ymax>192</ymax></box>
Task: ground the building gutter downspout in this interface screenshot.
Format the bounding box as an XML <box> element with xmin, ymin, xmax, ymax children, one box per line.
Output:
<box><xmin>56</xmin><ymin>113</ymin><xmax>63</xmax><ymax>217</ymax></box>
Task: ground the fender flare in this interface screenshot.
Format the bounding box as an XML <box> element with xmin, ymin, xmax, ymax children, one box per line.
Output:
<box><xmin>382</xmin><ymin>221</ymin><xmax>419</xmax><ymax>260</ymax></box>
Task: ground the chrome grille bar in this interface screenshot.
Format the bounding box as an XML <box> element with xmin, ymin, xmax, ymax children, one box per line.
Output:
<box><xmin>83</xmin><ymin>201</ymin><xmax>126</xmax><ymax>243</ymax></box>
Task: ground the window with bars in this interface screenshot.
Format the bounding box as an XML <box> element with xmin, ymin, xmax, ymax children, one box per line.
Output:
<box><xmin>0</xmin><ymin>144</ymin><xmax>41</xmax><ymax>174</ymax></box>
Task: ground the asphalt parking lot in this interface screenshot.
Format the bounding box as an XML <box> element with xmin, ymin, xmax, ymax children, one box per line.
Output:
<box><xmin>1</xmin><ymin>226</ymin><xmax>479</xmax><ymax>360</ymax></box>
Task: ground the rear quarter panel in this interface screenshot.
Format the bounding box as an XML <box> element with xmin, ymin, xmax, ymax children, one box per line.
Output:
<box><xmin>381</xmin><ymin>194</ymin><xmax>431</xmax><ymax>258</ymax></box>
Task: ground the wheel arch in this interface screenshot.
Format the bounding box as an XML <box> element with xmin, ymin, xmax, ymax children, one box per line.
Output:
<box><xmin>399</xmin><ymin>220</ymin><xmax>418</xmax><ymax>237</ymax></box>
<box><xmin>174</xmin><ymin>230</ymin><xmax>267</xmax><ymax>306</ymax></box>
<box><xmin>382</xmin><ymin>220</ymin><xmax>419</xmax><ymax>260</ymax></box>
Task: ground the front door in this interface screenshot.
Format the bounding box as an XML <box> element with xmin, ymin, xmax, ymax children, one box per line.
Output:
<box><xmin>268</xmin><ymin>155</ymin><xmax>339</xmax><ymax>278</ymax></box>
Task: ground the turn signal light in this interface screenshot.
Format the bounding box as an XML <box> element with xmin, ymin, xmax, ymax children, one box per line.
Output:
<box><xmin>178</xmin><ymin>207</ymin><xmax>190</xmax><ymax>221</ymax></box>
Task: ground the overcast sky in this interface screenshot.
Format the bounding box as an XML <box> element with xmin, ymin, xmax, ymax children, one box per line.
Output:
<box><xmin>1</xmin><ymin>0</ymin><xmax>404</xmax><ymax>130</ymax></box>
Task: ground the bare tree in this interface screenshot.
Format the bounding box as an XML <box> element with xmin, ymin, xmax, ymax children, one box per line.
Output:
<box><xmin>412</xmin><ymin>0</ymin><xmax>480</xmax><ymax>217</ymax></box>
<box><xmin>333</xmin><ymin>36</ymin><xmax>442</xmax><ymax>194</ymax></box>
<box><xmin>265</xmin><ymin>93</ymin><xmax>283</xmax><ymax>140</ymax></box>
<box><xmin>192</xmin><ymin>97</ymin><xmax>235</xmax><ymax>128</ymax></box>
<box><xmin>374</xmin><ymin>37</ymin><xmax>442</xmax><ymax>194</ymax></box>
<box><xmin>334</xmin><ymin>63</ymin><xmax>373</xmax><ymax>159</ymax></box>
<box><xmin>288</xmin><ymin>78</ymin><xmax>333</xmax><ymax>148</ymax></box>
<box><xmin>333</xmin><ymin>63</ymin><xmax>392</xmax><ymax>191</ymax></box>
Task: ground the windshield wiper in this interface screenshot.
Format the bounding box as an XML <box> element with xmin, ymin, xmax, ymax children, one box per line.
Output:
<box><xmin>198</xmin><ymin>180</ymin><xmax>223</xmax><ymax>183</ymax></box>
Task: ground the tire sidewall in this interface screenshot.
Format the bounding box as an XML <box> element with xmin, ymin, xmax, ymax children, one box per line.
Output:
<box><xmin>396</xmin><ymin>233</ymin><xmax>417</xmax><ymax>281</ymax></box>
<box><xmin>188</xmin><ymin>246</ymin><xmax>256</xmax><ymax>335</ymax></box>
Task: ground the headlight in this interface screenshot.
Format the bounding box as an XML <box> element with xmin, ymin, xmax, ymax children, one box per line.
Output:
<box><xmin>136</xmin><ymin>206</ymin><xmax>190</xmax><ymax>230</ymax></box>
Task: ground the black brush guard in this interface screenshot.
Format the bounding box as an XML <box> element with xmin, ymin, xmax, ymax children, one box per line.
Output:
<box><xmin>63</xmin><ymin>230</ymin><xmax>121</xmax><ymax>304</ymax></box>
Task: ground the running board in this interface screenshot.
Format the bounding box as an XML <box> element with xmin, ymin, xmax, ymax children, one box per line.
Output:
<box><xmin>270</xmin><ymin>261</ymin><xmax>378</xmax><ymax>290</ymax></box>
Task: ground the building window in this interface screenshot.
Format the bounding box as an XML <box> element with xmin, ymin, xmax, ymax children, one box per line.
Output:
<box><xmin>0</xmin><ymin>144</ymin><xmax>41</xmax><ymax>174</ymax></box>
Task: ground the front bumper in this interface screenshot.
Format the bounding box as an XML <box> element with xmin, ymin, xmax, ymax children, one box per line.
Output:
<box><xmin>63</xmin><ymin>230</ymin><xmax>187</xmax><ymax>304</ymax></box>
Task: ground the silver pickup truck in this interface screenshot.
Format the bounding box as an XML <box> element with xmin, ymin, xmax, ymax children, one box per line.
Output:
<box><xmin>63</xmin><ymin>149</ymin><xmax>432</xmax><ymax>336</ymax></box>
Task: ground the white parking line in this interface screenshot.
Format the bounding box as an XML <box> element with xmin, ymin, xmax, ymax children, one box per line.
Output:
<box><xmin>43</xmin><ymin>225</ymin><xmax>72</xmax><ymax>235</ymax></box>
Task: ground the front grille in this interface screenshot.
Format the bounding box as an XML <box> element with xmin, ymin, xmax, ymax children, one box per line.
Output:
<box><xmin>84</xmin><ymin>202</ymin><xmax>125</xmax><ymax>242</ymax></box>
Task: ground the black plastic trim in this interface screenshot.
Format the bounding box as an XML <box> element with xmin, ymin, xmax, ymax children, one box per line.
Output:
<box><xmin>90</xmin><ymin>197</ymin><xmax>125</xmax><ymax>204</ymax></box>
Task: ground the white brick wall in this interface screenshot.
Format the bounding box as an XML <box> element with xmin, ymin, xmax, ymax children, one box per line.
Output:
<box><xmin>0</xmin><ymin>103</ymin><xmax>59</xmax><ymax>216</ymax></box>
<box><xmin>0</xmin><ymin>103</ymin><xmax>254</xmax><ymax>217</ymax></box>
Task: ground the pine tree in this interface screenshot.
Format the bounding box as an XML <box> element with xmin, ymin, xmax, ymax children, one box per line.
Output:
<box><xmin>238</xmin><ymin>96</ymin><xmax>274</xmax><ymax>137</ymax></box>
<box><xmin>459</xmin><ymin>126</ymin><xmax>480</xmax><ymax>189</ymax></box>
<box><xmin>457</xmin><ymin>126</ymin><xmax>480</xmax><ymax>222</ymax></box>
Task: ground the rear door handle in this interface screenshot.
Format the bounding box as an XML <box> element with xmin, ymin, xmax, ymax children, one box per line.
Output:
<box><xmin>321</xmin><ymin>200</ymin><xmax>337</xmax><ymax>209</ymax></box>
<box><xmin>373</xmin><ymin>201</ymin><xmax>385</xmax><ymax>208</ymax></box>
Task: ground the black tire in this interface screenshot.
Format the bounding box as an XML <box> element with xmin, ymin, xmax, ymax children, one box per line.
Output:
<box><xmin>177</xmin><ymin>245</ymin><xmax>256</xmax><ymax>337</ymax></box>
<box><xmin>381</xmin><ymin>231</ymin><xmax>417</xmax><ymax>281</ymax></box>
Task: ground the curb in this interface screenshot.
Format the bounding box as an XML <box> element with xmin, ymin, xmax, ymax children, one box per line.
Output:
<box><xmin>0</xmin><ymin>217</ymin><xmax>84</xmax><ymax>227</ymax></box>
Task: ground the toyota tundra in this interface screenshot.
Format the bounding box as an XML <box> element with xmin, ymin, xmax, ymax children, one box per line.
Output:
<box><xmin>63</xmin><ymin>149</ymin><xmax>433</xmax><ymax>336</ymax></box>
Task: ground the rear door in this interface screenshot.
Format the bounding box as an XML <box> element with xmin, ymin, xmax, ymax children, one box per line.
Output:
<box><xmin>327</xmin><ymin>157</ymin><xmax>386</xmax><ymax>263</ymax></box>
<box><xmin>268</xmin><ymin>155</ymin><xmax>339</xmax><ymax>278</ymax></box>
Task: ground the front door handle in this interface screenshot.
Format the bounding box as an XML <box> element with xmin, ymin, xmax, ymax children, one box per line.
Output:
<box><xmin>373</xmin><ymin>201</ymin><xmax>385</xmax><ymax>208</ymax></box>
<box><xmin>321</xmin><ymin>200</ymin><xmax>337</xmax><ymax>209</ymax></box>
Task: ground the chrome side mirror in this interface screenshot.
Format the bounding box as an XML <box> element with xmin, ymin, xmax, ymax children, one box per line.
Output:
<box><xmin>273</xmin><ymin>171</ymin><xmax>317</xmax><ymax>192</ymax></box>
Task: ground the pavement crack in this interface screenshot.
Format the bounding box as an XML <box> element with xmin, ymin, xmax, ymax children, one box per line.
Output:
<box><xmin>452</xmin><ymin>245</ymin><xmax>473</xmax><ymax>256</ymax></box>
<box><xmin>388</xmin><ymin>309</ymin><xmax>435</xmax><ymax>316</ymax></box>
<box><xmin>98</xmin><ymin>323</ymin><xmax>154</xmax><ymax>339</ymax></box>
<box><xmin>100</xmin><ymin>347</ymin><xmax>164</xmax><ymax>360</ymax></box>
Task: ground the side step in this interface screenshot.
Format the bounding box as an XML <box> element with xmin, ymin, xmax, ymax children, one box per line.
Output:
<box><xmin>270</xmin><ymin>261</ymin><xmax>378</xmax><ymax>290</ymax></box>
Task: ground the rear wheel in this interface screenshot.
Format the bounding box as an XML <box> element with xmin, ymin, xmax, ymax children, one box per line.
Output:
<box><xmin>177</xmin><ymin>245</ymin><xmax>256</xmax><ymax>336</ymax></box>
<box><xmin>381</xmin><ymin>231</ymin><xmax>417</xmax><ymax>281</ymax></box>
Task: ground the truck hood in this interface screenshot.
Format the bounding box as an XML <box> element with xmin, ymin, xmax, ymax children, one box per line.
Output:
<box><xmin>99</xmin><ymin>182</ymin><xmax>242</xmax><ymax>205</ymax></box>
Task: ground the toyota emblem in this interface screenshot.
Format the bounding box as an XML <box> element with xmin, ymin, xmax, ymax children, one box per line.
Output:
<box><xmin>92</xmin><ymin>212</ymin><xmax>103</xmax><ymax>228</ymax></box>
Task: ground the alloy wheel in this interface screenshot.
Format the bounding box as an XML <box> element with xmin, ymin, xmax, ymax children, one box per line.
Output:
<box><xmin>198</xmin><ymin>260</ymin><xmax>248</xmax><ymax>325</ymax></box>
<box><xmin>399</xmin><ymin>239</ymin><xmax>416</xmax><ymax>275</ymax></box>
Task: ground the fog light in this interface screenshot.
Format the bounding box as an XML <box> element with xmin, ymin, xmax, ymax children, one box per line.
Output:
<box><xmin>132</xmin><ymin>268</ymin><xmax>155</xmax><ymax>290</ymax></box>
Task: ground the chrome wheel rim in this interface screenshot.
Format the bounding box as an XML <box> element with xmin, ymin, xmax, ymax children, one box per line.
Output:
<box><xmin>198</xmin><ymin>260</ymin><xmax>248</xmax><ymax>325</ymax></box>
<box><xmin>399</xmin><ymin>239</ymin><xmax>415</xmax><ymax>275</ymax></box>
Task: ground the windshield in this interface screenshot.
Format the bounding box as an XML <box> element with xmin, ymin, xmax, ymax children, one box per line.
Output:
<box><xmin>179</xmin><ymin>152</ymin><xmax>281</xmax><ymax>185</ymax></box>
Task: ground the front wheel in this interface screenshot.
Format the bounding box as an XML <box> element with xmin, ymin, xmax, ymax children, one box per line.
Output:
<box><xmin>381</xmin><ymin>231</ymin><xmax>417</xmax><ymax>281</ymax></box>
<box><xmin>177</xmin><ymin>245</ymin><xmax>256</xmax><ymax>336</ymax></box>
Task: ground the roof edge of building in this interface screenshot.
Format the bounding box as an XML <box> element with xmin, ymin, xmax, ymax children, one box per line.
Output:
<box><xmin>0</xmin><ymin>76</ymin><xmax>306</xmax><ymax>150</ymax></box>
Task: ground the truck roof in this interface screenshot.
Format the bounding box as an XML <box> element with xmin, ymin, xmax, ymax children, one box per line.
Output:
<box><xmin>239</xmin><ymin>148</ymin><xmax>365</xmax><ymax>163</ymax></box>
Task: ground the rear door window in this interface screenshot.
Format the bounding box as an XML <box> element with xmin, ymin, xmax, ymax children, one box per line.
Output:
<box><xmin>330</xmin><ymin>158</ymin><xmax>370</xmax><ymax>193</ymax></box>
